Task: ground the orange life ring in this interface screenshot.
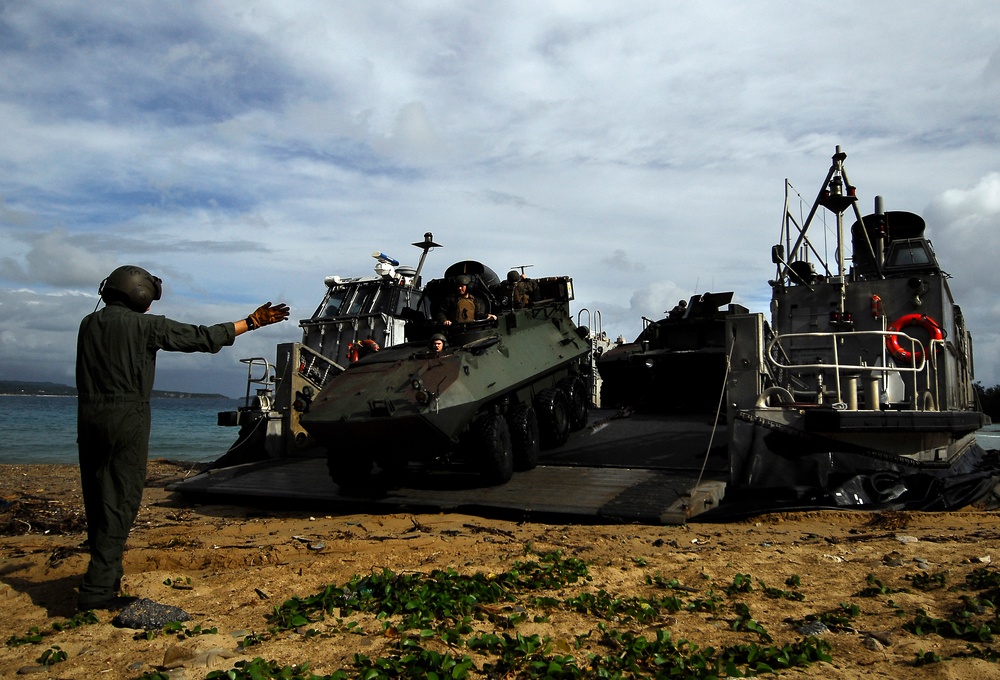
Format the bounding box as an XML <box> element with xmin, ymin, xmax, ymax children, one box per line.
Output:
<box><xmin>885</xmin><ymin>313</ymin><xmax>943</xmax><ymax>364</ymax></box>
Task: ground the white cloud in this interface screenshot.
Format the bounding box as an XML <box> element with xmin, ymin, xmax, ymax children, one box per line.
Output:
<box><xmin>1</xmin><ymin>1</ymin><xmax>999</xmax><ymax>389</ymax></box>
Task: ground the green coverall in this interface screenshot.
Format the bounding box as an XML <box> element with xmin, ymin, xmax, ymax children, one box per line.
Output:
<box><xmin>75</xmin><ymin>301</ymin><xmax>236</xmax><ymax>608</ymax></box>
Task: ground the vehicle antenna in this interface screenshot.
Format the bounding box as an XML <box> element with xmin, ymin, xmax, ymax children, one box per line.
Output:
<box><xmin>411</xmin><ymin>232</ymin><xmax>443</xmax><ymax>287</ymax></box>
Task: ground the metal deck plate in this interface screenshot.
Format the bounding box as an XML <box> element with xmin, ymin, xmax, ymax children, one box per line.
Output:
<box><xmin>170</xmin><ymin>410</ymin><xmax>728</xmax><ymax>525</ymax></box>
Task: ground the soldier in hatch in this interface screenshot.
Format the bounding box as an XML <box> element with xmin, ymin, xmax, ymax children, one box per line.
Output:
<box><xmin>437</xmin><ymin>274</ymin><xmax>497</xmax><ymax>326</ymax></box>
<box><xmin>429</xmin><ymin>333</ymin><xmax>447</xmax><ymax>353</ymax></box>
<box><xmin>500</xmin><ymin>270</ymin><xmax>539</xmax><ymax>309</ymax></box>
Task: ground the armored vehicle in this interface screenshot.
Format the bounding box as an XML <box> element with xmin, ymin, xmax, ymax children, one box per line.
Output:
<box><xmin>215</xmin><ymin>234</ymin><xmax>441</xmax><ymax>465</ymax></box>
<box><xmin>597</xmin><ymin>291</ymin><xmax>747</xmax><ymax>412</ymax></box>
<box><xmin>299</xmin><ymin>260</ymin><xmax>593</xmax><ymax>486</ymax></box>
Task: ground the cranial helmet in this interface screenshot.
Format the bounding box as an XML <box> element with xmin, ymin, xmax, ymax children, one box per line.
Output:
<box><xmin>99</xmin><ymin>265</ymin><xmax>163</xmax><ymax>312</ymax></box>
<box><xmin>507</xmin><ymin>270</ymin><xmax>521</xmax><ymax>283</ymax></box>
<box><xmin>430</xmin><ymin>333</ymin><xmax>447</xmax><ymax>342</ymax></box>
<box><xmin>455</xmin><ymin>274</ymin><xmax>472</xmax><ymax>286</ymax></box>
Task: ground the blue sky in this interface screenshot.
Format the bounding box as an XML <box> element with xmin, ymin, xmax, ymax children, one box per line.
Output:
<box><xmin>2</xmin><ymin>1</ymin><xmax>999</xmax><ymax>396</ymax></box>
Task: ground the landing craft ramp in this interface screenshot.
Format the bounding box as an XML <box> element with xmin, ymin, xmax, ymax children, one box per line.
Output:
<box><xmin>169</xmin><ymin>410</ymin><xmax>728</xmax><ymax>525</ymax></box>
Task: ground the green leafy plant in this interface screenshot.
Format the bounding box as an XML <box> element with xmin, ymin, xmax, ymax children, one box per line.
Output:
<box><xmin>906</xmin><ymin>571</ymin><xmax>948</xmax><ymax>591</ymax></box>
<box><xmin>5</xmin><ymin>626</ymin><xmax>44</xmax><ymax>647</ymax></box>
<box><xmin>51</xmin><ymin>610</ymin><xmax>99</xmax><ymax>631</ymax></box>
<box><xmin>724</xmin><ymin>573</ymin><xmax>754</xmax><ymax>596</ymax></box>
<box><xmin>36</xmin><ymin>645</ymin><xmax>67</xmax><ymax>666</ymax></box>
<box><xmin>914</xmin><ymin>649</ymin><xmax>943</xmax><ymax>666</ymax></box>
<box><xmin>758</xmin><ymin>578</ymin><xmax>805</xmax><ymax>601</ymax></box>
<box><xmin>202</xmin><ymin>657</ymin><xmax>342</xmax><ymax>679</ymax></box>
<box><xmin>857</xmin><ymin>572</ymin><xmax>906</xmax><ymax>597</ymax></box>
<box><xmin>732</xmin><ymin>602</ymin><xmax>773</xmax><ymax>642</ymax></box>
<box><xmin>905</xmin><ymin>608</ymin><xmax>999</xmax><ymax>642</ymax></box>
<box><xmin>7</xmin><ymin>611</ymin><xmax>101</xmax><ymax>647</ymax></box>
<box><xmin>204</xmin><ymin>554</ymin><xmax>841</xmax><ymax>679</ymax></box>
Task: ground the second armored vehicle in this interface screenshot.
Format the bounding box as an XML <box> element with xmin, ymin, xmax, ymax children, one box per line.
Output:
<box><xmin>597</xmin><ymin>291</ymin><xmax>746</xmax><ymax>412</ymax></box>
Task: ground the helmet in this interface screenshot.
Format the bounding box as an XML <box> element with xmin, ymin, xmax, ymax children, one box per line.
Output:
<box><xmin>430</xmin><ymin>333</ymin><xmax>447</xmax><ymax>342</ymax></box>
<box><xmin>455</xmin><ymin>274</ymin><xmax>472</xmax><ymax>286</ymax></box>
<box><xmin>506</xmin><ymin>270</ymin><xmax>521</xmax><ymax>283</ymax></box>
<box><xmin>99</xmin><ymin>265</ymin><xmax>162</xmax><ymax>312</ymax></box>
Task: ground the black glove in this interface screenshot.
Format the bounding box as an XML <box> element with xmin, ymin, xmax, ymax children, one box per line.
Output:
<box><xmin>247</xmin><ymin>302</ymin><xmax>290</xmax><ymax>330</ymax></box>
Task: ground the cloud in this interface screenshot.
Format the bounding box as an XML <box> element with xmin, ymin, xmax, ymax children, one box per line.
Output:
<box><xmin>1</xmin><ymin>1</ymin><xmax>999</xmax><ymax>391</ymax></box>
<box><xmin>0</xmin><ymin>229</ymin><xmax>119</xmax><ymax>288</ymax></box>
<box><xmin>602</xmin><ymin>249</ymin><xmax>645</xmax><ymax>273</ymax></box>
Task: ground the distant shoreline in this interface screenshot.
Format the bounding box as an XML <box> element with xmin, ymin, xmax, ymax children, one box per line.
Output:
<box><xmin>0</xmin><ymin>380</ymin><xmax>231</xmax><ymax>400</ymax></box>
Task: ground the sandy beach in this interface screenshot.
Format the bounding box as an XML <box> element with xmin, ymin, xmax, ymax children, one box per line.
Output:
<box><xmin>3</xmin><ymin>459</ymin><xmax>1000</xmax><ymax>678</ymax></box>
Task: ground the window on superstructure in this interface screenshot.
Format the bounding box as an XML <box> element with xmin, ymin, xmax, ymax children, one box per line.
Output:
<box><xmin>321</xmin><ymin>288</ymin><xmax>349</xmax><ymax>318</ymax></box>
<box><xmin>346</xmin><ymin>283</ymin><xmax>382</xmax><ymax>316</ymax></box>
<box><xmin>885</xmin><ymin>239</ymin><xmax>938</xmax><ymax>272</ymax></box>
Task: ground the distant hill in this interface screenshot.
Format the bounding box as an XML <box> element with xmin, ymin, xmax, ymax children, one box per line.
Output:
<box><xmin>0</xmin><ymin>380</ymin><xmax>231</xmax><ymax>399</ymax></box>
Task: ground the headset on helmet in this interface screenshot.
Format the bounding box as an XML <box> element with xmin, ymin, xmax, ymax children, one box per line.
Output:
<box><xmin>98</xmin><ymin>265</ymin><xmax>163</xmax><ymax>312</ymax></box>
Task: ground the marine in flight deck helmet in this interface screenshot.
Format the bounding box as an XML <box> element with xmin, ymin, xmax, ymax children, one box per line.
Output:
<box><xmin>98</xmin><ymin>265</ymin><xmax>163</xmax><ymax>312</ymax></box>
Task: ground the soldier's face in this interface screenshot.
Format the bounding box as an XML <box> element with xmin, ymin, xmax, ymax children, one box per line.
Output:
<box><xmin>458</xmin><ymin>284</ymin><xmax>467</xmax><ymax>295</ymax></box>
<box><xmin>432</xmin><ymin>339</ymin><xmax>444</xmax><ymax>351</ymax></box>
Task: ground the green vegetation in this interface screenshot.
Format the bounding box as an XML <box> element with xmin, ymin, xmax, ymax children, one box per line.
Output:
<box><xmin>134</xmin><ymin>622</ymin><xmax>219</xmax><ymax>642</ymax></box>
<box><xmin>6</xmin><ymin>611</ymin><xmax>99</xmax><ymax>647</ymax></box>
<box><xmin>974</xmin><ymin>382</ymin><xmax>1000</xmax><ymax>421</ymax></box>
<box><xmin>36</xmin><ymin>645</ymin><xmax>67</xmax><ymax>666</ymax></box>
<box><xmin>33</xmin><ymin>555</ymin><xmax>1000</xmax><ymax>678</ymax></box>
<box><xmin>138</xmin><ymin>551</ymin><xmax>834</xmax><ymax>680</ymax></box>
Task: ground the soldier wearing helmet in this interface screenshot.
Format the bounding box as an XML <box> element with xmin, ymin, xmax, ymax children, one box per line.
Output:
<box><xmin>436</xmin><ymin>273</ymin><xmax>497</xmax><ymax>326</ymax></box>
<box><xmin>499</xmin><ymin>270</ymin><xmax>539</xmax><ymax>309</ymax></box>
<box><xmin>429</xmin><ymin>333</ymin><xmax>447</xmax><ymax>353</ymax></box>
<box><xmin>75</xmin><ymin>265</ymin><xmax>290</xmax><ymax>612</ymax></box>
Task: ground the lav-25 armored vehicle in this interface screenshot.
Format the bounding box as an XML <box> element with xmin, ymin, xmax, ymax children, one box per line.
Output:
<box><xmin>215</xmin><ymin>234</ymin><xmax>442</xmax><ymax>466</ymax></box>
<box><xmin>300</xmin><ymin>260</ymin><xmax>593</xmax><ymax>486</ymax></box>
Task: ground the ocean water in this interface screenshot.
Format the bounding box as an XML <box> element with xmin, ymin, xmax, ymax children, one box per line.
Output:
<box><xmin>0</xmin><ymin>395</ymin><xmax>243</xmax><ymax>465</ymax></box>
<box><xmin>2</xmin><ymin>394</ymin><xmax>999</xmax><ymax>465</ymax></box>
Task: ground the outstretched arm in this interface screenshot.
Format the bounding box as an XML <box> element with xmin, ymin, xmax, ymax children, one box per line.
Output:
<box><xmin>236</xmin><ymin>302</ymin><xmax>290</xmax><ymax>337</ymax></box>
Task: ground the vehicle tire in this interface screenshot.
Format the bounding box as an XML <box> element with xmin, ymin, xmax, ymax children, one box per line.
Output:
<box><xmin>558</xmin><ymin>375</ymin><xmax>590</xmax><ymax>431</ymax></box>
<box><xmin>508</xmin><ymin>403</ymin><xmax>540</xmax><ymax>471</ymax></box>
<box><xmin>327</xmin><ymin>452</ymin><xmax>376</xmax><ymax>490</ymax></box>
<box><xmin>535</xmin><ymin>388</ymin><xmax>570</xmax><ymax>449</ymax></box>
<box><xmin>473</xmin><ymin>413</ymin><xmax>514</xmax><ymax>485</ymax></box>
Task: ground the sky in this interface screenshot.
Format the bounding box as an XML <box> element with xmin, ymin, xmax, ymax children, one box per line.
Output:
<box><xmin>1</xmin><ymin>1</ymin><xmax>999</xmax><ymax>397</ymax></box>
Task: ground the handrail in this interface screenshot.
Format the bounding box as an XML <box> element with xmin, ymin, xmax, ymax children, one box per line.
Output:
<box><xmin>766</xmin><ymin>329</ymin><xmax>929</xmax><ymax>406</ymax></box>
<box><xmin>576</xmin><ymin>308</ymin><xmax>604</xmax><ymax>339</ymax></box>
<box><xmin>238</xmin><ymin>357</ymin><xmax>273</xmax><ymax>409</ymax></box>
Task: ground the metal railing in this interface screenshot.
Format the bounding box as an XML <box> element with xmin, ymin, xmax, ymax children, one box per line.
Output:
<box><xmin>765</xmin><ymin>329</ymin><xmax>936</xmax><ymax>410</ymax></box>
<box><xmin>238</xmin><ymin>357</ymin><xmax>274</xmax><ymax>409</ymax></box>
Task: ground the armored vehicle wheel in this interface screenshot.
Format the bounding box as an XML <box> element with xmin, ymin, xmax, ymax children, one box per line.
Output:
<box><xmin>535</xmin><ymin>388</ymin><xmax>570</xmax><ymax>449</ymax></box>
<box><xmin>558</xmin><ymin>376</ymin><xmax>589</xmax><ymax>431</ymax></box>
<box><xmin>508</xmin><ymin>403</ymin><xmax>540</xmax><ymax>471</ymax></box>
<box><xmin>327</xmin><ymin>452</ymin><xmax>376</xmax><ymax>489</ymax></box>
<box><xmin>473</xmin><ymin>413</ymin><xmax>513</xmax><ymax>485</ymax></box>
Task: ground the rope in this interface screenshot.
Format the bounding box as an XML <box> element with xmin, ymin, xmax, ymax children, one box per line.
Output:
<box><xmin>691</xmin><ymin>329</ymin><xmax>736</xmax><ymax>497</ymax></box>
